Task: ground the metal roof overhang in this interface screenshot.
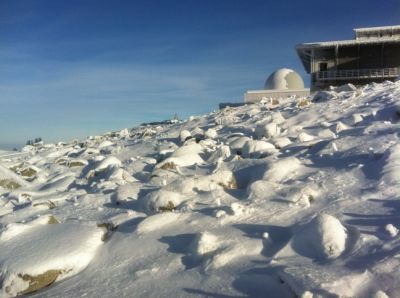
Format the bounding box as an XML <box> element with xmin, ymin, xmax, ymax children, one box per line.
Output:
<box><xmin>354</xmin><ymin>25</ymin><xmax>400</xmax><ymax>33</ymax></box>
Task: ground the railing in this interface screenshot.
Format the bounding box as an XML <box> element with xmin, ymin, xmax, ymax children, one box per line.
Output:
<box><xmin>316</xmin><ymin>67</ymin><xmax>400</xmax><ymax>81</ymax></box>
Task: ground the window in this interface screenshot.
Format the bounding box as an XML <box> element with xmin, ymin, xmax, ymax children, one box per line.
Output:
<box><xmin>319</xmin><ymin>62</ymin><xmax>328</xmax><ymax>71</ymax></box>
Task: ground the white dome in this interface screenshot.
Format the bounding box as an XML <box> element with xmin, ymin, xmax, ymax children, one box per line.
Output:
<box><xmin>264</xmin><ymin>68</ymin><xmax>305</xmax><ymax>90</ymax></box>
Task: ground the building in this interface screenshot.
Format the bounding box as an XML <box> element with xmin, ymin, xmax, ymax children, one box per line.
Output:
<box><xmin>244</xmin><ymin>68</ymin><xmax>310</xmax><ymax>104</ymax></box>
<box><xmin>296</xmin><ymin>25</ymin><xmax>400</xmax><ymax>91</ymax></box>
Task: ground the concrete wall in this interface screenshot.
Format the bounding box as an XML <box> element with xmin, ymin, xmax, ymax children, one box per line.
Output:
<box><xmin>244</xmin><ymin>89</ymin><xmax>310</xmax><ymax>103</ymax></box>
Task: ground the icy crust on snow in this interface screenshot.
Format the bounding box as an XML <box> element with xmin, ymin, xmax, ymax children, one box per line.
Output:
<box><xmin>1</xmin><ymin>81</ymin><xmax>400</xmax><ymax>297</ymax></box>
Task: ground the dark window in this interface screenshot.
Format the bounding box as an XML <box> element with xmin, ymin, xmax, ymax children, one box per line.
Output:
<box><xmin>319</xmin><ymin>62</ymin><xmax>328</xmax><ymax>71</ymax></box>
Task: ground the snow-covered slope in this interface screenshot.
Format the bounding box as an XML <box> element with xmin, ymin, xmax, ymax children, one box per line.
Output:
<box><xmin>1</xmin><ymin>81</ymin><xmax>400</xmax><ymax>297</ymax></box>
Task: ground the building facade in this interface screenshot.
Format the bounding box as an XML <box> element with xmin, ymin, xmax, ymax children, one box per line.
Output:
<box><xmin>296</xmin><ymin>25</ymin><xmax>400</xmax><ymax>91</ymax></box>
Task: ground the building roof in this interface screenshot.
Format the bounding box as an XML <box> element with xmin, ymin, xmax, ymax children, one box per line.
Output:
<box><xmin>264</xmin><ymin>68</ymin><xmax>305</xmax><ymax>90</ymax></box>
<box><xmin>354</xmin><ymin>25</ymin><xmax>400</xmax><ymax>33</ymax></box>
<box><xmin>296</xmin><ymin>36</ymin><xmax>400</xmax><ymax>50</ymax></box>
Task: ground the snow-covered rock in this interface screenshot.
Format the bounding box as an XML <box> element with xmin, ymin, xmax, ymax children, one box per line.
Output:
<box><xmin>297</xmin><ymin>132</ymin><xmax>315</xmax><ymax>143</ymax></box>
<box><xmin>242</xmin><ymin>140</ymin><xmax>277</xmax><ymax>158</ymax></box>
<box><xmin>93</xmin><ymin>156</ymin><xmax>122</xmax><ymax>173</ymax></box>
<box><xmin>179</xmin><ymin>130</ymin><xmax>192</xmax><ymax>143</ymax></box>
<box><xmin>190</xmin><ymin>232</ymin><xmax>219</xmax><ymax>258</ymax></box>
<box><xmin>352</xmin><ymin>113</ymin><xmax>364</xmax><ymax>125</ymax></box>
<box><xmin>331</xmin><ymin>83</ymin><xmax>357</xmax><ymax>93</ymax></box>
<box><xmin>136</xmin><ymin>212</ymin><xmax>184</xmax><ymax>234</ymax></box>
<box><xmin>256</xmin><ymin>122</ymin><xmax>281</xmax><ymax>139</ymax></box>
<box><xmin>228</xmin><ymin>136</ymin><xmax>251</xmax><ymax>154</ymax></box>
<box><xmin>385</xmin><ymin>224</ymin><xmax>398</xmax><ymax>238</ymax></box>
<box><xmin>272</xmin><ymin>137</ymin><xmax>291</xmax><ymax>149</ymax></box>
<box><xmin>293</xmin><ymin>214</ymin><xmax>348</xmax><ymax>260</ymax></box>
<box><xmin>205</xmin><ymin>128</ymin><xmax>218</xmax><ymax>139</ymax></box>
<box><xmin>142</xmin><ymin>189</ymin><xmax>186</xmax><ymax>213</ymax></box>
<box><xmin>0</xmin><ymin>220</ymin><xmax>104</xmax><ymax>296</ymax></box>
<box><xmin>263</xmin><ymin>157</ymin><xmax>302</xmax><ymax>183</ymax></box>
<box><xmin>156</xmin><ymin>143</ymin><xmax>204</xmax><ymax>169</ymax></box>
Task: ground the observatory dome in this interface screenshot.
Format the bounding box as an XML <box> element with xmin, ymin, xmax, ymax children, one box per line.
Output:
<box><xmin>264</xmin><ymin>68</ymin><xmax>305</xmax><ymax>90</ymax></box>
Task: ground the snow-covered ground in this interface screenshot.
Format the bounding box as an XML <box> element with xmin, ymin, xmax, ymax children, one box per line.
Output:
<box><xmin>1</xmin><ymin>81</ymin><xmax>400</xmax><ymax>297</ymax></box>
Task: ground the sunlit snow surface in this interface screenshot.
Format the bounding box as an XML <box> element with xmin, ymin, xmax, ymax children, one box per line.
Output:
<box><xmin>1</xmin><ymin>81</ymin><xmax>400</xmax><ymax>297</ymax></box>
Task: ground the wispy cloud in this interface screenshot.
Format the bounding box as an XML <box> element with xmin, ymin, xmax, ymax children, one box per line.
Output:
<box><xmin>0</xmin><ymin>6</ymin><xmax>306</xmax><ymax>148</ymax></box>
<box><xmin>0</xmin><ymin>46</ymin><xmax>263</xmax><ymax>147</ymax></box>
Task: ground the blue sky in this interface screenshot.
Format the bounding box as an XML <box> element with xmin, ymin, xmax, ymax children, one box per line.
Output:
<box><xmin>1</xmin><ymin>0</ymin><xmax>399</xmax><ymax>149</ymax></box>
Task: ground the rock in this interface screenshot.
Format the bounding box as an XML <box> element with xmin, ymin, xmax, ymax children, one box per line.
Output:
<box><xmin>16</xmin><ymin>270</ymin><xmax>63</xmax><ymax>295</ymax></box>
<box><xmin>297</xmin><ymin>132</ymin><xmax>315</xmax><ymax>142</ymax></box>
<box><xmin>0</xmin><ymin>222</ymin><xmax>104</xmax><ymax>296</ymax></box>
<box><xmin>271</xmin><ymin>112</ymin><xmax>285</xmax><ymax>124</ymax></box>
<box><xmin>94</xmin><ymin>156</ymin><xmax>122</xmax><ymax>172</ymax></box>
<box><xmin>190</xmin><ymin>232</ymin><xmax>219</xmax><ymax>257</ymax></box>
<box><xmin>114</xmin><ymin>183</ymin><xmax>142</xmax><ymax>203</ymax></box>
<box><xmin>143</xmin><ymin>189</ymin><xmax>186</xmax><ymax>213</ymax></box>
<box><xmin>0</xmin><ymin>165</ymin><xmax>28</xmax><ymax>191</ymax></box>
<box><xmin>119</xmin><ymin>128</ymin><xmax>130</xmax><ymax>138</ymax></box>
<box><xmin>191</xmin><ymin>127</ymin><xmax>205</xmax><ymax>142</ymax></box>
<box><xmin>352</xmin><ymin>113</ymin><xmax>364</xmax><ymax>125</ymax></box>
<box><xmin>385</xmin><ymin>224</ymin><xmax>399</xmax><ymax>238</ymax></box>
<box><xmin>373</xmin><ymin>290</ymin><xmax>390</xmax><ymax>298</ymax></box>
<box><xmin>205</xmin><ymin>128</ymin><xmax>218</xmax><ymax>139</ymax></box>
<box><xmin>179</xmin><ymin>130</ymin><xmax>192</xmax><ymax>143</ymax></box>
<box><xmin>242</xmin><ymin>140</ymin><xmax>277</xmax><ymax>158</ymax></box>
<box><xmin>68</xmin><ymin>159</ymin><xmax>88</xmax><ymax>168</ymax></box>
<box><xmin>312</xmin><ymin>91</ymin><xmax>337</xmax><ymax>102</ymax></box>
<box><xmin>98</xmin><ymin>140</ymin><xmax>114</xmax><ymax>148</ymax></box>
<box><xmin>228</xmin><ymin>136</ymin><xmax>251</xmax><ymax>155</ymax></box>
<box><xmin>293</xmin><ymin>214</ymin><xmax>348</xmax><ymax>259</ymax></box>
<box><xmin>331</xmin><ymin>83</ymin><xmax>357</xmax><ymax>93</ymax></box>
<box><xmin>317</xmin><ymin>129</ymin><xmax>336</xmax><ymax>139</ymax></box>
<box><xmin>0</xmin><ymin>179</ymin><xmax>21</xmax><ymax>191</ymax></box>
<box><xmin>272</xmin><ymin>137</ymin><xmax>292</xmax><ymax>149</ymax></box>
<box><xmin>334</xmin><ymin>121</ymin><xmax>349</xmax><ymax>133</ymax></box>
<box><xmin>255</xmin><ymin>122</ymin><xmax>281</xmax><ymax>139</ymax></box>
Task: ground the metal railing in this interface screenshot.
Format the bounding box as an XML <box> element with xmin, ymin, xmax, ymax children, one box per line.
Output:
<box><xmin>316</xmin><ymin>67</ymin><xmax>400</xmax><ymax>81</ymax></box>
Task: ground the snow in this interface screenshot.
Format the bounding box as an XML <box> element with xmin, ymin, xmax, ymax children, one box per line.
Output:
<box><xmin>155</xmin><ymin>142</ymin><xmax>204</xmax><ymax>168</ymax></box>
<box><xmin>1</xmin><ymin>80</ymin><xmax>400</xmax><ymax>297</ymax></box>
<box><xmin>255</xmin><ymin>122</ymin><xmax>281</xmax><ymax>139</ymax></box>
<box><xmin>179</xmin><ymin>130</ymin><xmax>191</xmax><ymax>143</ymax></box>
<box><xmin>292</xmin><ymin>214</ymin><xmax>348</xmax><ymax>260</ymax></box>
<box><xmin>242</xmin><ymin>139</ymin><xmax>277</xmax><ymax>158</ymax></box>
<box><xmin>297</xmin><ymin>132</ymin><xmax>316</xmax><ymax>142</ymax></box>
<box><xmin>190</xmin><ymin>231</ymin><xmax>219</xmax><ymax>257</ymax></box>
<box><xmin>204</xmin><ymin>128</ymin><xmax>218</xmax><ymax>139</ymax></box>
<box><xmin>142</xmin><ymin>189</ymin><xmax>186</xmax><ymax>213</ymax></box>
<box><xmin>384</xmin><ymin>224</ymin><xmax>399</xmax><ymax>238</ymax></box>
<box><xmin>91</xmin><ymin>156</ymin><xmax>122</xmax><ymax>172</ymax></box>
<box><xmin>136</xmin><ymin>212</ymin><xmax>185</xmax><ymax>234</ymax></box>
<box><xmin>381</xmin><ymin>144</ymin><xmax>400</xmax><ymax>186</ymax></box>
<box><xmin>262</xmin><ymin>157</ymin><xmax>302</xmax><ymax>182</ymax></box>
<box><xmin>0</xmin><ymin>218</ymin><xmax>103</xmax><ymax>297</ymax></box>
<box><xmin>266</xmin><ymin>68</ymin><xmax>295</xmax><ymax>90</ymax></box>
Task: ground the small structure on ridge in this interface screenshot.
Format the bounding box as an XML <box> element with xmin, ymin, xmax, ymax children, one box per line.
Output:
<box><xmin>244</xmin><ymin>68</ymin><xmax>310</xmax><ymax>104</ymax></box>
